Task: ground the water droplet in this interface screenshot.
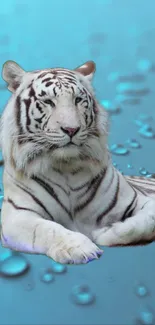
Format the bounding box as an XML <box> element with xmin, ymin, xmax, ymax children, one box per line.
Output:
<box><xmin>71</xmin><ymin>285</ymin><xmax>95</xmax><ymax>306</ymax></box>
<box><xmin>135</xmin><ymin>284</ymin><xmax>148</xmax><ymax>297</ymax></box>
<box><xmin>117</xmin><ymin>73</ymin><xmax>145</xmax><ymax>83</ymax></box>
<box><xmin>40</xmin><ymin>268</ymin><xmax>54</xmax><ymax>283</ymax></box>
<box><xmin>134</xmin><ymin>119</ymin><xmax>145</xmax><ymax>127</ymax></box>
<box><xmin>127</xmin><ymin>139</ymin><xmax>141</xmax><ymax>149</ymax></box>
<box><xmin>137</xmin><ymin>310</ymin><xmax>154</xmax><ymax>325</ymax></box>
<box><xmin>117</xmin><ymin>82</ymin><xmax>150</xmax><ymax>96</ymax></box>
<box><xmin>117</xmin><ymin>82</ymin><xmax>133</xmax><ymax>92</ymax></box>
<box><xmin>115</xmin><ymin>94</ymin><xmax>141</xmax><ymax>105</ymax></box>
<box><xmin>110</xmin><ymin>144</ymin><xmax>129</xmax><ymax>156</ymax></box>
<box><xmin>0</xmin><ymin>253</ymin><xmax>30</xmax><ymax>277</ymax></box>
<box><xmin>138</xmin><ymin>125</ymin><xmax>155</xmax><ymax>138</ymax></box>
<box><xmin>100</xmin><ymin>100</ymin><xmax>120</xmax><ymax>114</ymax></box>
<box><xmin>0</xmin><ymin>249</ymin><xmax>12</xmax><ymax>262</ymax></box>
<box><xmin>50</xmin><ymin>261</ymin><xmax>67</xmax><ymax>274</ymax></box>
<box><xmin>138</xmin><ymin>114</ymin><xmax>153</xmax><ymax>122</ymax></box>
<box><xmin>127</xmin><ymin>163</ymin><xmax>133</xmax><ymax>169</ymax></box>
<box><xmin>139</xmin><ymin>168</ymin><xmax>149</xmax><ymax>176</ymax></box>
<box><xmin>146</xmin><ymin>174</ymin><xmax>153</xmax><ymax>178</ymax></box>
<box><xmin>134</xmin><ymin>114</ymin><xmax>153</xmax><ymax>128</ymax></box>
<box><xmin>137</xmin><ymin>59</ymin><xmax>153</xmax><ymax>73</ymax></box>
<box><xmin>115</xmin><ymin>94</ymin><xmax>127</xmax><ymax>103</ymax></box>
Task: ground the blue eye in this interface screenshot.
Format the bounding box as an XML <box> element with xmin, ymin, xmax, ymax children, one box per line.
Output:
<box><xmin>75</xmin><ymin>97</ymin><xmax>82</xmax><ymax>105</ymax></box>
<box><xmin>44</xmin><ymin>99</ymin><xmax>55</xmax><ymax>107</ymax></box>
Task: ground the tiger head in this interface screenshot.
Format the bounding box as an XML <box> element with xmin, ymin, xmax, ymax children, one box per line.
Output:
<box><xmin>1</xmin><ymin>60</ymin><xmax>108</xmax><ymax>175</ymax></box>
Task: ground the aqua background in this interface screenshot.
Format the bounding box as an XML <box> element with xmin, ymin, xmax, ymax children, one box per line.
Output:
<box><xmin>0</xmin><ymin>0</ymin><xmax>155</xmax><ymax>324</ymax></box>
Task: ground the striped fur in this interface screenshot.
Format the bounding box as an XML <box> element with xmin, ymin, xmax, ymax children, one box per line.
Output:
<box><xmin>1</xmin><ymin>60</ymin><xmax>155</xmax><ymax>264</ymax></box>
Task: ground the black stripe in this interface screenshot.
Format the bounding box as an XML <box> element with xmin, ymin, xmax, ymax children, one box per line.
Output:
<box><xmin>16</xmin><ymin>96</ymin><xmax>25</xmax><ymax>143</ymax></box>
<box><xmin>45</xmin><ymin>82</ymin><xmax>54</xmax><ymax>87</ymax></box>
<box><xmin>38</xmin><ymin>90</ymin><xmax>46</xmax><ymax>97</ymax></box>
<box><xmin>130</xmin><ymin>180</ymin><xmax>155</xmax><ymax>193</ymax></box>
<box><xmin>126</xmin><ymin>176</ymin><xmax>155</xmax><ymax>185</ymax></box>
<box><xmin>29</xmin><ymin>87</ymin><xmax>37</xmax><ymax>100</ymax></box>
<box><xmin>37</xmin><ymin>72</ymin><xmax>49</xmax><ymax>79</ymax></box>
<box><xmin>32</xmin><ymin>176</ymin><xmax>72</xmax><ymax>219</ymax></box>
<box><xmin>42</xmin><ymin>115</ymin><xmax>51</xmax><ymax>130</ymax></box>
<box><xmin>88</xmin><ymin>109</ymin><xmax>94</xmax><ymax>127</ymax></box>
<box><xmin>127</xmin><ymin>181</ymin><xmax>147</xmax><ymax>196</ymax></box>
<box><xmin>56</xmin><ymin>70</ymin><xmax>77</xmax><ymax>79</ymax></box>
<box><xmin>96</xmin><ymin>173</ymin><xmax>120</xmax><ymax>225</ymax></box>
<box><xmin>79</xmin><ymin>168</ymin><xmax>108</xmax><ymax>199</ymax></box>
<box><xmin>23</xmin><ymin>98</ymin><xmax>32</xmax><ymax>132</ymax></box>
<box><xmin>127</xmin><ymin>177</ymin><xmax>155</xmax><ymax>193</ymax></box>
<box><xmin>42</xmin><ymin>78</ymin><xmax>52</xmax><ymax>83</ymax></box>
<box><xmin>69</xmin><ymin>180</ymin><xmax>90</xmax><ymax>192</ymax></box>
<box><xmin>121</xmin><ymin>188</ymin><xmax>137</xmax><ymax>221</ymax></box>
<box><xmin>71</xmin><ymin>86</ymin><xmax>75</xmax><ymax>94</ymax></box>
<box><xmin>53</xmin><ymin>87</ymin><xmax>57</xmax><ymax>96</ymax></box>
<box><xmin>102</xmin><ymin>166</ymin><xmax>115</xmax><ymax>193</ymax></box>
<box><xmin>16</xmin><ymin>183</ymin><xmax>54</xmax><ymax>221</ymax></box>
<box><xmin>42</xmin><ymin>176</ymin><xmax>69</xmax><ymax>196</ymax></box>
<box><xmin>82</xmin><ymin>100</ymin><xmax>89</xmax><ymax>109</ymax></box>
<box><xmin>5</xmin><ymin>198</ymin><xmax>45</xmax><ymax>219</ymax></box>
<box><xmin>64</xmin><ymin>77</ymin><xmax>77</xmax><ymax>85</ymax></box>
<box><xmin>74</xmin><ymin>168</ymin><xmax>107</xmax><ymax>213</ymax></box>
<box><xmin>34</xmin><ymin>113</ymin><xmax>46</xmax><ymax>124</ymax></box>
<box><xmin>36</xmin><ymin>102</ymin><xmax>44</xmax><ymax>113</ymax></box>
<box><xmin>134</xmin><ymin>185</ymin><xmax>155</xmax><ymax>195</ymax></box>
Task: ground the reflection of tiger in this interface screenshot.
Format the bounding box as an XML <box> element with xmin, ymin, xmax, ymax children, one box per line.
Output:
<box><xmin>1</xmin><ymin>60</ymin><xmax>155</xmax><ymax>264</ymax></box>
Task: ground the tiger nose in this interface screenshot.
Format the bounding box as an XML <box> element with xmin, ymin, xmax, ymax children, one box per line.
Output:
<box><xmin>61</xmin><ymin>126</ymin><xmax>80</xmax><ymax>137</ymax></box>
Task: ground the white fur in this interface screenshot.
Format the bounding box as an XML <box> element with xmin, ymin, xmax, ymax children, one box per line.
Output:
<box><xmin>1</xmin><ymin>61</ymin><xmax>155</xmax><ymax>264</ymax></box>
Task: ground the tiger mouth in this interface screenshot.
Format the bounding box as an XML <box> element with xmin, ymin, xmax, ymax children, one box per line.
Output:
<box><xmin>63</xmin><ymin>141</ymin><xmax>78</xmax><ymax>147</ymax></box>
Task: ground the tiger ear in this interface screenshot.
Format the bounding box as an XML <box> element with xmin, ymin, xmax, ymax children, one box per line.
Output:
<box><xmin>75</xmin><ymin>61</ymin><xmax>96</xmax><ymax>82</ymax></box>
<box><xmin>2</xmin><ymin>60</ymin><xmax>26</xmax><ymax>92</ymax></box>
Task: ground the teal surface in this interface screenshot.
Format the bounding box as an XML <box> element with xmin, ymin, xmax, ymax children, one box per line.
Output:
<box><xmin>0</xmin><ymin>0</ymin><xmax>155</xmax><ymax>324</ymax></box>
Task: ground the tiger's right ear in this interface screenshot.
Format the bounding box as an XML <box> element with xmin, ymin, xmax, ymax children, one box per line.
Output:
<box><xmin>2</xmin><ymin>61</ymin><xmax>26</xmax><ymax>92</ymax></box>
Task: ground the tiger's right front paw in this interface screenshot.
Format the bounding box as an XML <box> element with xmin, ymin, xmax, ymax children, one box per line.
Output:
<box><xmin>46</xmin><ymin>231</ymin><xmax>103</xmax><ymax>264</ymax></box>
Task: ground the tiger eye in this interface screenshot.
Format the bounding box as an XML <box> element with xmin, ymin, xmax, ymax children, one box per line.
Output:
<box><xmin>75</xmin><ymin>97</ymin><xmax>82</xmax><ymax>105</ymax></box>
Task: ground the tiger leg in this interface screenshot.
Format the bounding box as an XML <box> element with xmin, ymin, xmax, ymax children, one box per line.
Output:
<box><xmin>92</xmin><ymin>199</ymin><xmax>155</xmax><ymax>246</ymax></box>
<box><xmin>0</xmin><ymin>200</ymin><xmax>103</xmax><ymax>264</ymax></box>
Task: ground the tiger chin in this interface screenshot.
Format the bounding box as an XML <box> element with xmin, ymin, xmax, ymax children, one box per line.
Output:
<box><xmin>1</xmin><ymin>60</ymin><xmax>155</xmax><ymax>265</ymax></box>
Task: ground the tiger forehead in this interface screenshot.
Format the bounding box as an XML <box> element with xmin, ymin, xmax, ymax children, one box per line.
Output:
<box><xmin>37</xmin><ymin>68</ymin><xmax>77</xmax><ymax>79</ymax></box>
<box><xmin>28</xmin><ymin>68</ymin><xmax>88</xmax><ymax>97</ymax></box>
<box><xmin>32</xmin><ymin>68</ymin><xmax>79</xmax><ymax>84</ymax></box>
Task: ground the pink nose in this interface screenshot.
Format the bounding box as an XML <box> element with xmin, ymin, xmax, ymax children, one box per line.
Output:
<box><xmin>61</xmin><ymin>127</ymin><xmax>80</xmax><ymax>137</ymax></box>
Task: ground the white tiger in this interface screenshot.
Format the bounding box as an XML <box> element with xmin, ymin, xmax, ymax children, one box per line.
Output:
<box><xmin>0</xmin><ymin>60</ymin><xmax>155</xmax><ymax>264</ymax></box>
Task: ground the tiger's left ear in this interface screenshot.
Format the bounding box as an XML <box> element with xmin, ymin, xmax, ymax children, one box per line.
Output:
<box><xmin>2</xmin><ymin>60</ymin><xmax>26</xmax><ymax>93</ymax></box>
<box><xmin>75</xmin><ymin>61</ymin><xmax>96</xmax><ymax>82</ymax></box>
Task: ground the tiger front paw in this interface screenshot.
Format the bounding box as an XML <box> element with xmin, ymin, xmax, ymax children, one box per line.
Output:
<box><xmin>46</xmin><ymin>231</ymin><xmax>103</xmax><ymax>264</ymax></box>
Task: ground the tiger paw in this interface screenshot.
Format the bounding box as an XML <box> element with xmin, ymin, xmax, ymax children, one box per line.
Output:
<box><xmin>46</xmin><ymin>231</ymin><xmax>103</xmax><ymax>264</ymax></box>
